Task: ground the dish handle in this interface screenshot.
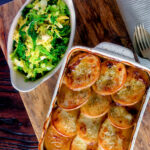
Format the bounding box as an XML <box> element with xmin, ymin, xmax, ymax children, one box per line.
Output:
<box><xmin>95</xmin><ymin>42</ymin><xmax>150</xmax><ymax>69</ymax></box>
<box><xmin>94</xmin><ymin>42</ymin><xmax>135</xmax><ymax>61</ymax></box>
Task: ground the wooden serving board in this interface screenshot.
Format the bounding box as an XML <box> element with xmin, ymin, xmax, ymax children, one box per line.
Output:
<box><xmin>0</xmin><ymin>0</ymin><xmax>150</xmax><ymax>149</ymax></box>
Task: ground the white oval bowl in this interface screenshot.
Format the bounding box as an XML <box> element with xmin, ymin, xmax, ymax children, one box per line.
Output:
<box><xmin>7</xmin><ymin>0</ymin><xmax>76</xmax><ymax>92</ymax></box>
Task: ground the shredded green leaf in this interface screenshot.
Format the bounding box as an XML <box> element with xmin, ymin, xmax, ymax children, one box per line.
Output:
<box><xmin>28</xmin><ymin>21</ymin><xmax>38</xmax><ymax>50</ymax></box>
<box><xmin>10</xmin><ymin>0</ymin><xmax>71</xmax><ymax>81</ymax></box>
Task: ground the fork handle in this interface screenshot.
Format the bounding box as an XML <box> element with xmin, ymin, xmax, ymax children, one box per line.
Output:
<box><xmin>0</xmin><ymin>16</ymin><xmax>7</xmax><ymax>60</ymax></box>
<box><xmin>143</xmin><ymin>50</ymin><xmax>150</xmax><ymax>60</ymax></box>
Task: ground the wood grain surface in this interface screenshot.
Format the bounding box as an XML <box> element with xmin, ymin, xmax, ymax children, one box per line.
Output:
<box><xmin>0</xmin><ymin>49</ymin><xmax>38</xmax><ymax>149</ymax></box>
<box><xmin>0</xmin><ymin>0</ymin><xmax>150</xmax><ymax>149</ymax></box>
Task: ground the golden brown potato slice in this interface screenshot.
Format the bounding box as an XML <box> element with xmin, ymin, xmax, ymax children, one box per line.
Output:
<box><xmin>64</xmin><ymin>53</ymin><xmax>101</xmax><ymax>91</ymax></box>
<box><xmin>70</xmin><ymin>136</ymin><xmax>98</xmax><ymax>150</ymax></box>
<box><xmin>57</xmin><ymin>84</ymin><xmax>91</xmax><ymax>111</ymax></box>
<box><xmin>93</xmin><ymin>60</ymin><xmax>126</xmax><ymax>95</ymax></box>
<box><xmin>108</xmin><ymin>106</ymin><xmax>134</xmax><ymax>129</ymax></box>
<box><xmin>77</xmin><ymin>113</ymin><xmax>103</xmax><ymax>143</ymax></box>
<box><xmin>52</xmin><ymin>108</ymin><xmax>79</xmax><ymax>137</ymax></box>
<box><xmin>98</xmin><ymin>119</ymin><xmax>122</xmax><ymax>150</ymax></box>
<box><xmin>112</xmin><ymin>67</ymin><xmax>149</xmax><ymax>106</ymax></box>
<box><xmin>87</xmin><ymin>143</ymin><xmax>98</xmax><ymax>150</ymax></box>
<box><xmin>70</xmin><ymin>136</ymin><xmax>88</xmax><ymax>150</ymax></box>
<box><xmin>98</xmin><ymin>119</ymin><xmax>132</xmax><ymax>150</ymax></box>
<box><xmin>44</xmin><ymin>125</ymin><xmax>72</xmax><ymax>150</ymax></box>
<box><xmin>97</xmin><ymin>146</ymin><xmax>103</xmax><ymax>150</ymax></box>
<box><xmin>117</xmin><ymin>127</ymin><xmax>133</xmax><ymax>150</ymax></box>
<box><xmin>81</xmin><ymin>91</ymin><xmax>111</xmax><ymax>118</ymax></box>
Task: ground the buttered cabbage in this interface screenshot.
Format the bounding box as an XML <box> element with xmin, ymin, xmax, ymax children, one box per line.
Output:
<box><xmin>10</xmin><ymin>0</ymin><xmax>70</xmax><ymax>81</ymax></box>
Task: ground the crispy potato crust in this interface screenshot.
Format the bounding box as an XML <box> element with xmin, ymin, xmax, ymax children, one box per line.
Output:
<box><xmin>64</xmin><ymin>53</ymin><xmax>101</xmax><ymax>91</ymax></box>
<box><xmin>87</xmin><ymin>143</ymin><xmax>98</xmax><ymax>150</ymax></box>
<box><xmin>57</xmin><ymin>84</ymin><xmax>91</xmax><ymax>110</ymax></box>
<box><xmin>44</xmin><ymin>125</ymin><xmax>72</xmax><ymax>150</ymax></box>
<box><xmin>81</xmin><ymin>91</ymin><xmax>111</xmax><ymax>118</ymax></box>
<box><xmin>70</xmin><ymin>136</ymin><xmax>88</xmax><ymax>150</ymax></box>
<box><xmin>108</xmin><ymin>106</ymin><xmax>134</xmax><ymax>129</ymax></box>
<box><xmin>52</xmin><ymin>108</ymin><xmax>79</xmax><ymax>137</ymax></box>
<box><xmin>70</xmin><ymin>136</ymin><xmax>98</xmax><ymax>150</ymax></box>
<box><xmin>98</xmin><ymin>119</ymin><xmax>132</xmax><ymax>150</ymax></box>
<box><xmin>77</xmin><ymin>114</ymin><xmax>103</xmax><ymax>143</ymax></box>
<box><xmin>112</xmin><ymin>67</ymin><xmax>149</xmax><ymax>106</ymax></box>
<box><xmin>93</xmin><ymin>60</ymin><xmax>126</xmax><ymax>95</ymax></box>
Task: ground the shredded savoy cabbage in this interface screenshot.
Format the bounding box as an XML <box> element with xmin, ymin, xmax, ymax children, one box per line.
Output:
<box><xmin>10</xmin><ymin>0</ymin><xmax>70</xmax><ymax>81</ymax></box>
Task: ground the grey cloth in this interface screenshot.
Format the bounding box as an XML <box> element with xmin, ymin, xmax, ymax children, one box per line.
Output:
<box><xmin>116</xmin><ymin>0</ymin><xmax>150</xmax><ymax>41</ymax></box>
<box><xmin>116</xmin><ymin>0</ymin><xmax>150</xmax><ymax>68</ymax></box>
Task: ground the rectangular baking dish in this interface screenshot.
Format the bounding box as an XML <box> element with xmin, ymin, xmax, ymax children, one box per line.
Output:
<box><xmin>38</xmin><ymin>42</ymin><xmax>150</xmax><ymax>150</ymax></box>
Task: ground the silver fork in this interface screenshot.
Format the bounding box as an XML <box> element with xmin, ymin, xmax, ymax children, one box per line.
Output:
<box><xmin>133</xmin><ymin>24</ymin><xmax>150</xmax><ymax>60</ymax></box>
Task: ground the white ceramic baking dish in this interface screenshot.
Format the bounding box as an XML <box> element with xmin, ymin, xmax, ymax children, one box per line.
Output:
<box><xmin>7</xmin><ymin>0</ymin><xmax>76</xmax><ymax>92</ymax></box>
<box><xmin>38</xmin><ymin>42</ymin><xmax>150</xmax><ymax>150</ymax></box>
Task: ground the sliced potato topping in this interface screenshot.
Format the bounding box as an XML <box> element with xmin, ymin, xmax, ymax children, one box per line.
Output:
<box><xmin>98</xmin><ymin>119</ymin><xmax>132</xmax><ymax>150</ymax></box>
<box><xmin>57</xmin><ymin>84</ymin><xmax>91</xmax><ymax>110</ymax></box>
<box><xmin>44</xmin><ymin>125</ymin><xmax>72</xmax><ymax>150</ymax></box>
<box><xmin>70</xmin><ymin>136</ymin><xmax>88</xmax><ymax>150</ymax></box>
<box><xmin>52</xmin><ymin>108</ymin><xmax>79</xmax><ymax>137</ymax></box>
<box><xmin>93</xmin><ymin>60</ymin><xmax>126</xmax><ymax>95</ymax></box>
<box><xmin>64</xmin><ymin>53</ymin><xmax>101</xmax><ymax>91</ymax></box>
<box><xmin>112</xmin><ymin>67</ymin><xmax>149</xmax><ymax>106</ymax></box>
<box><xmin>77</xmin><ymin>114</ymin><xmax>103</xmax><ymax>143</ymax></box>
<box><xmin>81</xmin><ymin>91</ymin><xmax>111</xmax><ymax>118</ymax></box>
<box><xmin>108</xmin><ymin>106</ymin><xmax>134</xmax><ymax>129</ymax></box>
<box><xmin>70</xmin><ymin>136</ymin><xmax>98</xmax><ymax>150</ymax></box>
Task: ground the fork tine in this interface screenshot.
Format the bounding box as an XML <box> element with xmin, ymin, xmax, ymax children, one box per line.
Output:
<box><xmin>136</xmin><ymin>25</ymin><xmax>145</xmax><ymax>51</ymax></box>
<box><xmin>140</xmin><ymin>24</ymin><xmax>150</xmax><ymax>50</ymax></box>
<box><xmin>142</xmin><ymin>25</ymin><xmax>150</xmax><ymax>48</ymax></box>
<box><xmin>133</xmin><ymin>31</ymin><xmax>139</xmax><ymax>54</ymax></box>
<box><xmin>135</xmin><ymin>26</ymin><xmax>143</xmax><ymax>52</ymax></box>
<box><xmin>134</xmin><ymin>25</ymin><xmax>145</xmax><ymax>56</ymax></box>
<box><xmin>135</xmin><ymin>35</ymin><xmax>144</xmax><ymax>56</ymax></box>
<box><xmin>139</xmin><ymin>24</ymin><xmax>148</xmax><ymax>50</ymax></box>
<box><xmin>133</xmin><ymin>24</ymin><xmax>150</xmax><ymax>59</ymax></box>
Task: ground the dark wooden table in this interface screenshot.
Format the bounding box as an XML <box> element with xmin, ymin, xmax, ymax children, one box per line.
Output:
<box><xmin>0</xmin><ymin>2</ymin><xmax>38</xmax><ymax>149</ymax></box>
<box><xmin>0</xmin><ymin>50</ymin><xmax>38</xmax><ymax>149</ymax></box>
<box><xmin>0</xmin><ymin>0</ymin><xmax>150</xmax><ymax>150</ymax></box>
